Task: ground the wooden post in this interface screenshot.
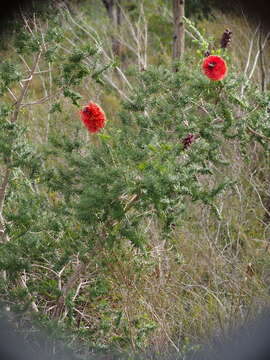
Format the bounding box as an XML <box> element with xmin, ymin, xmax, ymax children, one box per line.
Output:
<box><xmin>172</xmin><ymin>0</ymin><xmax>185</xmax><ymax>71</ymax></box>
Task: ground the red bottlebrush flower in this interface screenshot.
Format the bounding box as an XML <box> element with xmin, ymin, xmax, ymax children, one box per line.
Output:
<box><xmin>202</xmin><ymin>55</ymin><xmax>227</xmax><ymax>81</ymax></box>
<box><xmin>80</xmin><ymin>102</ymin><xmax>106</xmax><ymax>133</ymax></box>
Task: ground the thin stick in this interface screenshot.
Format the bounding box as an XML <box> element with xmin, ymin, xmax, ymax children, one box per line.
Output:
<box><xmin>7</xmin><ymin>88</ymin><xmax>17</xmax><ymax>102</ymax></box>
<box><xmin>259</xmin><ymin>25</ymin><xmax>266</xmax><ymax>92</ymax></box>
<box><xmin>11</xmin><ymin>51</ymin><xmax>42</xmax><ymax>123</ymax></box>
<box><xmin>21</xmin><ymin>89</ymin><xmax>63</xmax><ymax>108</ymax></box>
<box><xmin>247</xmin><ymin>126</ymin><xmax>270</xmax><ymax>142</ymax></box>
<box><xmin>247</xmin><ymin>31</ymin><xmax>270</xmax><ymax>82</ymax></box>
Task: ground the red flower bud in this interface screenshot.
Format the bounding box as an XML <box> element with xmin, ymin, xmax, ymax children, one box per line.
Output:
<box><xmin>202</xmin><ymin>55</ymin><xmax>227</xmax><ymax>81</ymax></box>
<box><xmin>80</xmin><ymin>102</ymin><xmax>106</xmax><ymax>133</ymax></box>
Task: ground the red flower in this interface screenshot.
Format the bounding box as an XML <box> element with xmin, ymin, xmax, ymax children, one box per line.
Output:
<box><xmin>202</xmin><ymin>55</ymin><xmax>227</xmax><ymax>81</ymax></box>
<box><xmin>80</xmin><ymin>102</ymin><xmax>106</xmax><ymax>133</ymax></box>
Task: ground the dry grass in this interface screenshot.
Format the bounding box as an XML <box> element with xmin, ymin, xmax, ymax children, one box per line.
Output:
<box><xmin>71</xmin><ymin>136</ymin><xmax>270</xmax><ymax>352</ymax></box>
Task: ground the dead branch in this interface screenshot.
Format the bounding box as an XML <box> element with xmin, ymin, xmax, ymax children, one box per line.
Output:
<box><xmin>247</xmin><ymin>126</ymin><xmax>270</xmax><ymax>142</ymax></box>
<box><xmin>259</xmin><ymin>24</ymin><xmax>266</xmax><ymax>92</ymax></box>
<box><xmin>53</xmin><ymin>261</ymin><xmax>87</xmax><ymax>319</ymax></box>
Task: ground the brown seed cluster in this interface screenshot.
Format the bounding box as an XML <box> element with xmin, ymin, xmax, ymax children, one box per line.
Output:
<box><xmin>182</xmin><ymin>134</ymin><xmax>196</xmax><ymax>149</ymax></box>
<box><xmin>220</xmin><ymin>29</ymin><xmax>232</xmax><ymax>49</ymax></box>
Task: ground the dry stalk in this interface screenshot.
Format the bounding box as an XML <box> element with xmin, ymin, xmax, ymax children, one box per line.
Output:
<box><xmin>246</xmin><ymin>126</ymin><xmax>270</xmax><ymax>142</ymax></box>
<box><xmin>142</xmin><ymin>299</ymin><xmax>180</xmax><ymax>353</ymax></box>
<box><xmin>259</xmin><ymin>25</ymin><xmax>266</xmax><ymax>92</ymax></box>
<box><xmin>60</xmin><ymin>5</ymin><xmax>133</xmax><ymax>99</ymax></box>
<box><xmin>17</xmin><ymin>272</ymin><xmax>39</xmax><ymax>312</ymax></box>
<box><xmin>241</xmin><ymin>24</ymin><xmax>270</xmax><ymax>97</ymax></box>
<box><xmin>53</xmin><ymin>260</ymin><xmax>87</xmax><ymax>319</ymax></box>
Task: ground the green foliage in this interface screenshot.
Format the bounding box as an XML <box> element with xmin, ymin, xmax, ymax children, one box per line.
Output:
<box><xmin>73</xmin><ymin>62</ymin><xmax>269</xmax><ymax>250</ymax></box>
<box><xmin>0</xmin><ymin>61</ymin><xmax>21</xmax><ymax>95</ymax></box>
<box><xmin>0</xmin><ymin>3</ymin><xmax>110</xmax><ymax>315</ymax></box>
<box><xmin>14</xmin><ymin>29</ymin><xmax>41</xmax><ymax>54</ymax></box>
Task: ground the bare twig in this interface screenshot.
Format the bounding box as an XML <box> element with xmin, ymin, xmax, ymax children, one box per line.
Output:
<box><xmin>0</xmin><ymin>169</ymin><xmax>11</xmax><ymax>215</ymax></box>
<box><xmin>32</xmin><ymin>264</ymin><xmax>60</xmax><ymax>278</ymax></box>
<box><xmin>7</xmin><ymin>88</ymin><xmax>18</xmax><ymax>102</ymax></box>
<box><xmin>53</xmin><ymin>261</ymin><xmax>87</xmax><ymax>319</ymax></box>
<box><xmin>19</xmin><ymin>54</ymin><xmax>31</xmax><ymax>72</ymax></box>
<box><xmin>241</xmin><ymin>25</ymin><xmax>270</xmax><ymax>97</ymax></box>
<box><xmin>142</xmin><ymin>299</ymin><xmax>180</xmax><ymax>353</ymax></box>
<box><xmin>17</xmin><ymin>273</ymin><xmax>39</xmax><ymax>312</ymax></box>
<box><xmin>246</xmin><ymin>126</ymin><xmax>270</xmax><ymax>142</ymax></box>
<box><xmin>243</xmin><ymin>24</ymin><xmax>260</xmax><ymax>76</ymax></box>
<box><xmin>21</xmin><ymin>89</ymin><xmax>63</xmax><ymax>108</ymax></box>
<box><xmin>11</xmin><ymin>51</ymin><xmax>42</xmax><ymax>123</ymax></box>
<box><xmin>247</xmin><ymin>31</ymin><xmax>270</xmax><ymax>83</ymax></box>
<box><xmin>259</xmin><ymin>25</ymin><xmax>266</xmax><ymax>92</ymax></box>
<box><xmin>61</xmin><ymin>6</ymin><xmax>133</xmax><ymax>94</ymax></box>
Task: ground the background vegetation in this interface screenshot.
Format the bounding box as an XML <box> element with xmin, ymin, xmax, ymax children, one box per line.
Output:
<box><xmin>1</xmin><ymin>1</ymin><xmax>270</xmax><ymax>358</ymax></box>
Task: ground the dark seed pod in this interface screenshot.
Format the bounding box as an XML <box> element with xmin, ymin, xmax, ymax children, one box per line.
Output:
<box><xmin>220</xmin><ymin>28</ymin><xmax>232</xmax><ymax>48</ymax></box>
<box><xmin>182</xmin><ymin>134</ymin><xmax>196</xmax><ymax>149</ymax></box>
